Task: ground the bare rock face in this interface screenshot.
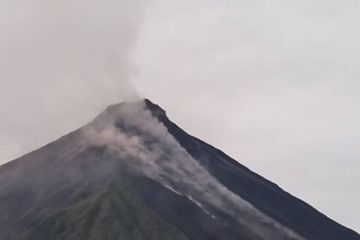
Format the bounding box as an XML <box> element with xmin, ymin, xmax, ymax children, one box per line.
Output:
<box><xmin>0</xmin><ymin>99</ymin><xmax>359</xmax><ymax>240</ymax></box>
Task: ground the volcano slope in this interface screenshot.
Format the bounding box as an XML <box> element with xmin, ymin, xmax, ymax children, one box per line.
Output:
<box><xmin>0</xmin><ymin>99</ymin><xmax>359</xmax><ymax>240</ymax></box>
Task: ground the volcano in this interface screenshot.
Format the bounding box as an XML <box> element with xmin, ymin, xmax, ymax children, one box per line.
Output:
<box><xmin>0</xmin><ymin>99</ymin><xmax>359</xmax><ymax>240</ymax></box>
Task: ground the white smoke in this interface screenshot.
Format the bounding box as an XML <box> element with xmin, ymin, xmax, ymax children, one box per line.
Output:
<box><xmin>82</xmin><ymin>100</ymin><xmax>306</xmax><ymax>240</ymax></box>
<box><xmin>0</xmin><ymin>0</ymin><xmax>149</xmax><ymax>163</ymax></box>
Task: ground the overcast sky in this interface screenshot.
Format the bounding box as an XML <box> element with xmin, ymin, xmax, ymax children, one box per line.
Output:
<box><xmin>0</xmin><ymin>0</ymin><xmax>359</xmax><ymax>232</ymax></box>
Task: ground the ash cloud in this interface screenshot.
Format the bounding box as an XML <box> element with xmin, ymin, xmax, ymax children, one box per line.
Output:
<box><xmin>0</xmin><ymin>0</ymin><xmax>149</xmax><ymax>163</ymax></box>
<box><xmin>82</xmin><ymin>100</ymin><xmax>305</xmax><ymax>240</ymax></box>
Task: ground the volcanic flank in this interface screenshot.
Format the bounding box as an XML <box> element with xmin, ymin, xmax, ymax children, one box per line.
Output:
<box><xmin>0</xmin><ymin>99</ymin><xmax>359</xmax><ymax>240</ymax></box>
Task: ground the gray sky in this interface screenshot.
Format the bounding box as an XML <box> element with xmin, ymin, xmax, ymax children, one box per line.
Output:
<box><xmin>0</xmin><ymin>0</ymin><xmax>359</xmax><ymax>232</ymax></box>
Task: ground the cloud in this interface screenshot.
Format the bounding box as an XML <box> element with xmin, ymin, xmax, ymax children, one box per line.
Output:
<box><xmin>0</xmin><ymin>0</ymin><xmax>148</xmax><ymax>163</ymax></box>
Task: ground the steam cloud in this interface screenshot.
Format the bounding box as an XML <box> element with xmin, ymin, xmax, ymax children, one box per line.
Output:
<box><xmin>0</xmin><ymin>0</ymin><xmax>149</xmax><ymax>162</ymax></box>
<box><xmin>82</xmin><ymin>100</ymin><xmax>305</xmax><ymax>240</ymax></box>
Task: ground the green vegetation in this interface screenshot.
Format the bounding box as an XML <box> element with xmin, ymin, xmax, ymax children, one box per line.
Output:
<box><xmin>20</xmin><ymin>180</ymin><xmax>190</xmax><ymax>240</ymax></box>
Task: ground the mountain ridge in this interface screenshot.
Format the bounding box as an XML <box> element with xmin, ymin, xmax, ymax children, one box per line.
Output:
<box><xmin>0</xmin><ymin>98</ymin><xmax>358</xmax><ymax>240</ymax></box>
<box><xmin>143</xmin><ymin>99</ymin><xmax>360</xmax><ymax>239</ymax></box>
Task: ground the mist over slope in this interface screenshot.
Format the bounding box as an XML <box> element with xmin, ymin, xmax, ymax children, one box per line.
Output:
<box><xmin>0</xmin><ymin>99</ymin><xmax>359</xmax><ymax>240</ymax></box>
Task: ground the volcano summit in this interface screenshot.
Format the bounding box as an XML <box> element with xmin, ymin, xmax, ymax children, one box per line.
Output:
<box><xmin>0</xmin><ymin>99</ymin><xmax>358</xmax><ymax>240</ymax></box>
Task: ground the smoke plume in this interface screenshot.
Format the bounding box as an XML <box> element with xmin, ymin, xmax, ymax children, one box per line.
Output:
<box><xmin>0</xmin><ymin>0</ymin><xmax>149</xmax><ymax>163</ymax></box>
<box><xmin>82</xmin><ymin>100</ymin><xmax>305</xmax><ymax>240</ymax></box>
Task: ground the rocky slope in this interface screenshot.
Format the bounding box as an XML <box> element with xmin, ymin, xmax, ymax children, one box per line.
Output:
<box><xmin>0</xmin><ymin>99</ymin><xmax>358</xmax><ymax>240</ymax></box>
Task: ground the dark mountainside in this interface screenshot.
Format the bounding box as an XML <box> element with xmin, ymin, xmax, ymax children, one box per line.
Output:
<box><xmin>0</xmin><ymin>99</ymin><xmax>359</xmax><ymax>240</ymax></box>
